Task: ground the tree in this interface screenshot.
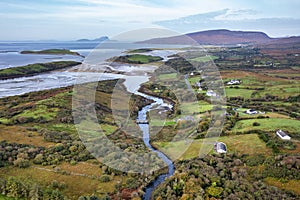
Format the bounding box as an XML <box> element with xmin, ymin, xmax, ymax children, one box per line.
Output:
<box><xmin>206</xmin><ymin>184</ymin><xmax>223</xmax><ymax>198</ymax></box>
<box><xmin>33</xmin><ymin>154</ymin><xmax>44</xmax><ymax>164</ymax></box>
<box><xmin>13</xmin><ymin>157</ymin><xmax>30</xmax><ymax>168</ymax></box>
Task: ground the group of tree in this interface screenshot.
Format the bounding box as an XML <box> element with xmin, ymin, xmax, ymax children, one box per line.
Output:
<box><xmin>153</xmin><ymin>153</ymin><xmax>299</xmax><ymax>199</ymax></box>
<box><xmin>0</xmin><ymin>177</ymin><xmax>65</xmax><ymax>200</ymax></box>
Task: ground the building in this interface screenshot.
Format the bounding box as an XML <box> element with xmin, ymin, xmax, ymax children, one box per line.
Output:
<box><xmin>194</xmin><ymin>81</ymin><xmax>201</xmax><ymax>88</ymax></box>
<box><xmin>206</xmin><ymin>90</ymin><xmax>217</xmax><ymax>97</ymax></box>
<box><xmin>214</xmin><ymin>142</ymin><xmax>227</xmax><ymax>153</ymax></box>
<box><xmin>276</xmin><ymin>130</ymin><xmax>291</xmax><ymax>140</ymax></box>
<box><xmin>246</xmin><ymin>109</ymin><xmax>258</xmax><ymax>115</ymax></box>
<box><xmin>227</xmin><ymin>79</ymin><xmax>241</xmax><ymax>85</ymax></box>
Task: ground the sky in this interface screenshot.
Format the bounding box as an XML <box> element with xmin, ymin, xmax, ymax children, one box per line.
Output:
<box><xmin>0</xmin><ymin>0</ymin><xmax>300</xmax><ymax>40</ymax></box>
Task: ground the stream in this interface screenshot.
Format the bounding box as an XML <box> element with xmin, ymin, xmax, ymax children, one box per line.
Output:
<box><xmin>135</xmin><ymin>92</ymin><xmax>175</xmax><ymax>200</ymax></box>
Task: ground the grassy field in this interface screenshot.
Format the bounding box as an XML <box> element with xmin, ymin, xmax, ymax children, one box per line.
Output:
<box><xmin>0</xmin><ymin>105</ymin><xmax>58</xmax><ymax>124</ymax></box>
<box><xmin>0</xmin><ymin>162</ymin><xmax>127</xmax><ymax>199</ymax></box>
<box><xmin>39</xmin><ymin>123</ymin><xmax>77</xmax><ymax>135</ymax></box>
<box><xmin>232</xmin><ymin>118</ymin><xmax>300</xmax><ymax>133</ymax></box>
<box><xmin>188</xmin><ymin>76</ymin><xmax>200</xmax><ymax>85</ymax></box>
<box><xmin>0</xmin><ymin>125</ymin><xmax>54</xmax><ymax>147</ymax></box>
<box><xmin>158</xmin><ymin>73</ymin><xmax>178</xmax><ymax>80</ymax></box>
<box><xmin>18</xmin><ymin>105</ymin><xmax>58</xmax><ymax>121</ymax></box>
<box><xmin>190</xmin><ymin>55</ymin><xmax>218</xmax><ymax>62</ymax></box>
<box><xmin>225</xmin><ymin>88</ymin><xmax>255</xmax><ymax>98</ymax></box>
<box><xmin>256</xmin><ymin>84</ymin><xmax>300</xmax><ymax>98</ymax></box>
<box><xmin>154</xmin><ymin>134</ymin><xmax>271</xmax><ymax>160</ymax></box>
<box><xmin>149</xmin><ymin>119</ymin><xmax>176</xmax><ymax>127</ymax></box>
<box><xmin>127</xmin><ymin>54</ymin><xmax>162</xmax><ymax>63</ymax></box>
<box><xmin>264</xmin><ymin>177</ymin><xmax>300</xmax><ymax>195</ymax></box>
<box><xmin>180</xmin><ymin>101</ymin><xmax>214</xmax><ymax>114</ymax></box>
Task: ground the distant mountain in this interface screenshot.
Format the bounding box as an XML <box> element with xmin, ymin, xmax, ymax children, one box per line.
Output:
<box><xmin>76</xmin><ymin>36</ymin><xmax>109</xmax><ymax>42</ymax></box>
<box><xmin>256</xmin><ymin>36</ymin><xmax>300</xmax><ymax>59</ymax></box>
<box><xmin>138</xmin><ymin>29</ymin><xmax>273</xmax><ymax>45</ymax></box>
<box><xmin>258</xmin><ymin>36</ymin><xmax>300</xmax><ymax>48</ymax></box>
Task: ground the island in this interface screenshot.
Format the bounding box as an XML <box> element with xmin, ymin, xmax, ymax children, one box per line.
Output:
<box><xmin>76</xmin><ymin>36</ymin><xmax>109</xmax><ymax>42</ymax></box>
<box><xmin>20</xmin><ymin>49</ymin><xmax>82</xmax><ymax>57</ymax></box>
<box><xmin>0</xmin><ymin>61</ymin><xmax>81</xmax><ymax>80</ymax></box>
<box><xmin>111</xmin><ymin>54</ymin><xmax>163</xmax><ymax>64</ymax></box>
<box><xmin>127</xmin><ymin>48</ymin><xmax>154</xmax><ymax>53</ymax></box>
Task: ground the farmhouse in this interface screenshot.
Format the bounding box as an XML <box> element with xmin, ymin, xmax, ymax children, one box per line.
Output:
<box><xmin>246</xmin><ymin>109</ymin><xmax>258</xmax><ymax>115</ymax></box>
<box><xmin>214</xmin><ymin>142</ymin><xmax>227</xmax><ymax>153</ymax></box>
<box><xmin>206</xmin><ymin>90</ymin><xmax>217</xmax><ymax>97</ymax></box>
<box><xmin>276</xmin><ymin>129</ymin><xmax>291</xmax><ymax>140</ymax></box>
<box><xmin>227</xmin><ymin>79</ymin><xmax>241</xmax><ymax>85</ymax></box>
<box><xmin>194</xmin><ymin>81</ymin><xmax>201</xmax><ymax>88</ymax></box>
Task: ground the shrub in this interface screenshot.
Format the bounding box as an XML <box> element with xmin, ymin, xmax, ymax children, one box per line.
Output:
<box><xmin>70</xmin><ymin>160</ymin><xmax>77</xmax><ymax>165</ymax></box>
<box><xmin>126</xmin><ymin>178</ymin><xmax>139</xmax><ymax>189</ymax></box>
<box><xmin>13</xmin><ymin>158</ymin><xmax>30</xmax><ymax>168</ymax></box>
<box><xmin>245</xmin><ymin>155</ymin><xmax>266</xmax><ymax>166</ymax></box>
<box><xmin>258</xmin><ymin>132</ymin><xmax>269</xmax><ymax>143</ymax></box>
<box><xmin>252</xmin><ymin>122</ymin><xmax>260</xmax><ymax>126</ymax></box>
<box><xmin>33</xmin><ymin>154</ymin><xmax>44</xmax><ymax>164</ymax></box>
<box><xmin>99</xmin><ymin>175</ymin><xmax>110</xmax><ymax>183</ymax></box>
<box><xmin>206</xmin><ymin>185</ymin><xmax>224</xmax><ymax>198</ymax></box>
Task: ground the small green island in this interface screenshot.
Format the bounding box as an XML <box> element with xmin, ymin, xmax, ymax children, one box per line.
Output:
<box><xmin>0</xmin><ymin>61</ymin><xmax>81</xmax><ymax>80</ymax></box>
<box><xmin>112</xmin><ymin>54</ymin><xmax>163</xmax><ymax>64</ymax></box>
<box><xmin>20</xmin><ymin>49</ymin><xmax>82</xmax><ymax>57</ymax></box>
<box><xmin>127</xmin><ymin>48</ymin><xmax>154</xmax><ymax>53</ymax></box>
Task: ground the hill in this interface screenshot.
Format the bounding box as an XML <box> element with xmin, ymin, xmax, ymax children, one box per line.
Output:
<box><xmin>256</xmin><ymin>36</ymin><xmax>300</xmax><ymax>60</ymax></box>
<box><xmin>138</xmin><ymin>29</ymin><xmax>272</xmax><ymax>45</ymax></box>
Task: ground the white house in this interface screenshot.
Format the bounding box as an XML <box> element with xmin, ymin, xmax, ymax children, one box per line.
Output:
<box><xmin>227</xmin><ymin>79</ymin><xmax>241</xmax><ymax>85</ymax></box>
<box><xmin>246</xmin><ymin>109</ymin><xmax>258</xmax><ymax>115</ymax></box>
<box><xmin>214</xmin><ymin>142</ymin><xmax>227</xmax><ymax>153</ymax></box>
<box><xmin>206</xmin><ymin>90</ymin><xmax>217</xmax><ymax>97</ymax></box>
<box><xmin>195</xmin><ymin>82</ymin><xmax>201</xmax><ymax>88</ymax></box>
<box><xmin>276</xmin><ymin>130</ymin><xmax>291</xmax><ymax>140</ymax></box>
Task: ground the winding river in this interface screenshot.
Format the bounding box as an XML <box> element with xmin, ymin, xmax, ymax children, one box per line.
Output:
<box><xmin>135</xmin><ymin>92</ymin><xmax>175</xmax><ymax>200</ymax></box>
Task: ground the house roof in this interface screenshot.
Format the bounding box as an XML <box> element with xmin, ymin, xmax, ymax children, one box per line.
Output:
<box><xmin>218</xmin><ymin>143</ymin><xmax>227</xmax><ymax>151</ymax></box>
<box><xmin>215</xmin><ymin>142</ymin><xmax>227</xmax><ymax>152</ymax></box>
<box><xmin>277</xmin><ymin>130</ymin><xmax>288</xmax><ymax>137</ymax></box>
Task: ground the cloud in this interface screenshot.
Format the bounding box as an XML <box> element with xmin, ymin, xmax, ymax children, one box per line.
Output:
<box><xmin>0</xmin><ymin>0</ymin><xmax>299</xmax><ymax>40</ymax></box>
<box><xmin>215</xmin><ymin>9</ymin><xmax>260</xmax><ymax>20</ymax></box>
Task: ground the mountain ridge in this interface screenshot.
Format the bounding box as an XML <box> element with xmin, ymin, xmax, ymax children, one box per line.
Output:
<box><xmin>138</xmin><ymin>29</ymin><xmax>279</xmax><ymax>45</ymax></box>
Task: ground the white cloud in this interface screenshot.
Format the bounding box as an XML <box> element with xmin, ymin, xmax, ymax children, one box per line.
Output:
<box><xmin>0</xmin><ymin>0</ymin><xmax>299</xmax><ymax>40</ymax></box>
